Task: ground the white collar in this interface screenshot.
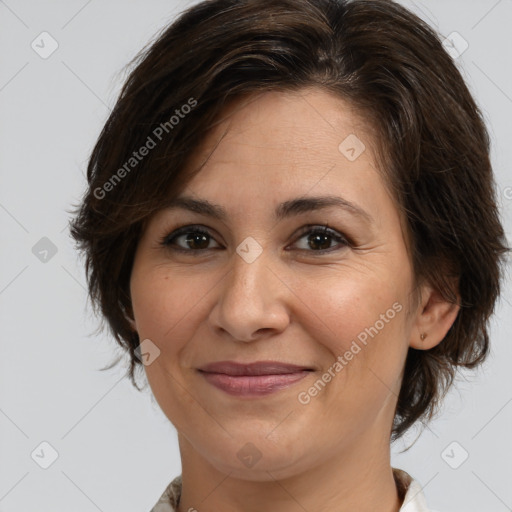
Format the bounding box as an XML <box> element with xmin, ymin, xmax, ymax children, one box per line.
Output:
<box><xmin>395</xmin><ymin>469</ymin><xmax>432</xmax><ymax>511</ymax></box>
<box><xmin>150</xmin><ymin>469</ymin><xmax>434</xmax><ymax>512</ymax></box>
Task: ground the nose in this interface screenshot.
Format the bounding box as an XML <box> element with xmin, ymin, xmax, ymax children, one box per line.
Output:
<box><xmin>208</xmin><ymin>250</ymin><xmax>290</xmax><ymax>343</ymax></box>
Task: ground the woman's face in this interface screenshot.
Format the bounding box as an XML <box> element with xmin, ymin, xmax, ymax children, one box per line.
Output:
<box><xmin>130</xmin><ymin>88</ymin><xmax>419</xmax><ymax>479</ymax></box>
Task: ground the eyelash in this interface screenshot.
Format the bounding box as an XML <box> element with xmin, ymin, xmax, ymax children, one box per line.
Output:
<box><xmin>159</xmin><ymin>224</ymin><xmax>351</xmax><ymax>256</ymax></box>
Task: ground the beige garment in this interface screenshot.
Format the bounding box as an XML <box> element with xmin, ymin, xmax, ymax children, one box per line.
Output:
<box><xmin>149</xmin><ymin>468</ymin><xmax>435</xmax><ymax>511</ymax></box>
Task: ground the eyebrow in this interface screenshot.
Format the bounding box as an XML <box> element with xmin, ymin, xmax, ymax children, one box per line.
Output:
<box><xmin>163</xmin><ymin>195</ymin><xmax>373</xmax><ymax>223</ymax></box>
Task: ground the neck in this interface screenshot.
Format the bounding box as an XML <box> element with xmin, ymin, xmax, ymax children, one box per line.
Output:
<box><xmin>176</xmin><ymin>429</ymin><xmax>402</xmax><ymax>512</ymax></box>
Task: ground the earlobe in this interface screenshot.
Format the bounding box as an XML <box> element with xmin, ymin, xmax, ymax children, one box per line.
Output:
<box><xmin>410</xmin><ymin>283</ymin><xmax>460</xmax><ymax>350</ymax></box>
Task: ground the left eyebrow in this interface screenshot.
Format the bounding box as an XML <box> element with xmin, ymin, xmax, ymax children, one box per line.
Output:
<box><xmin>163</xmin><ymin>195</ymin><xmax>373</xmax><ymax>224</ymax></box>
<box><xmin>275</xmin><ymin>195</ymin><xmax>373</xmax><ymax>223</ymax></box>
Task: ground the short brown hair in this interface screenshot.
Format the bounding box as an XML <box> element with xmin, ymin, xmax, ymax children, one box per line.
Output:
<box><xmin>69</xmin><ymin>0</ymin><xmax>509</xmax><ymax>439</ymax></box>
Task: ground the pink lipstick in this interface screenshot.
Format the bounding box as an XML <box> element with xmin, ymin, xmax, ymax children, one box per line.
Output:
<box><xmin>198</xmin><ymin>361</ymin><xmax>313</xmax><ymax>397</ymax></box>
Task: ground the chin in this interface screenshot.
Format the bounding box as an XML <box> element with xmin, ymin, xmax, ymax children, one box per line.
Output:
<box><xmin>191</xmin><ymin>432</ymin><xmax>313</xmax><ymax>481</ymax></box>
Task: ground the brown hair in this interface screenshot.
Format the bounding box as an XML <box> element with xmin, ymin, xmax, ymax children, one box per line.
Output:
<box><xmin>69</xmin><ymin>0</ymin><xmax>509</xmax><ymax>440</ymax></box>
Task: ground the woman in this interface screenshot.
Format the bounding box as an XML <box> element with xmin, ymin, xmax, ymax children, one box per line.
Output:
<box><xmin>70</xmin><ymin>0</ymin><xmax>508</xmax><ymax>510</ymax></box>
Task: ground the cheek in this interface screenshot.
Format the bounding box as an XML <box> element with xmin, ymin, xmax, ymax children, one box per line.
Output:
<box><xmin>288</xmin><ymin>266</ymin><xmax>406</xmax><ymax>351</ymax></box>
<box><xmin>130</xmin><ymin>266</ymin><xmax>205</xmax><ymax>338</ymax></box>
<box><xmin>289</xmin><ymin>269</ymin><xmax>408</xmax><ymax>409</ymax></box>
<box><xmin>130</xmin><ymin>265</ymin><xmax>229</xmax><ymax>382</ymax></box>
<box><xmin>129</xmin><ymin>269</ymin><xmax>214</xmax><ymax>425</ymax></box>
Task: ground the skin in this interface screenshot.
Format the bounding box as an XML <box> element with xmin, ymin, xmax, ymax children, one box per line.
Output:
<box><xmin>129</xmin><ymin>88</ymin><xmax>460</xmax><ymax>512</ymax></box>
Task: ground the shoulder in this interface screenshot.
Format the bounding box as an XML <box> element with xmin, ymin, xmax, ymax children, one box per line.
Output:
<box><xmin>394</xmin><ymin>468</ymin><xmax>445</xmax><ymax>512</ymax></box>
<box><xmin>149</xmin><ymin>475</ymin><xmax>182</xmax><ymax>512</ymax></box>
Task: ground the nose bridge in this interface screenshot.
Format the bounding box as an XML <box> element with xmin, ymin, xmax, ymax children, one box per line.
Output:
<box><xmin>209</xmin><ymin>247</ymin><xmax>289</xmax><ymax>341</ymax></box>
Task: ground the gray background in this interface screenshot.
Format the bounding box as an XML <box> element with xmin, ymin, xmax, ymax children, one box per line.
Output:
<box><xmin>0</xmin><ymin>1</ymin><xmax>511</xmax><ymax>511</ymax></box>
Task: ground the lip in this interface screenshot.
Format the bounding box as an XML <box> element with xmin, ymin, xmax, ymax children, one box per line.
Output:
<box><xmin>198</xmin><ymin>361</ymin><xmax>314</xmax><ymax>397</ymax></box>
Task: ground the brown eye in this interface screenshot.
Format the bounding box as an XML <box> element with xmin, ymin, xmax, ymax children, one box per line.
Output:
<box><xmin>160</xmin><ymin>224</ymin><xmax>349</xmax><ymax>256</ymax></box>
<box><xmin>161</xmin><ymin>225</ymin><xmax>221</xmax><ymax>253</ymax></box>
<box><xmin>291</xmin><ymin>225</ymin><xmax>349</xmax><ymax>254</ymax></box>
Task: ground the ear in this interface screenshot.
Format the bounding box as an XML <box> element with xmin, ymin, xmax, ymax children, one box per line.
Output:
<box><xmin>410</xmin><ymin>281</ymin><xmax>460</xmax><ymax>350</ymax></box>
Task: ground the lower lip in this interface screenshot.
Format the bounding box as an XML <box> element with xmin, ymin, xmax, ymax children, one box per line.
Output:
<box><xmin>200</xmin><ymin>371</ymin><xmax>310</xmax><ymax>397</ymax></box>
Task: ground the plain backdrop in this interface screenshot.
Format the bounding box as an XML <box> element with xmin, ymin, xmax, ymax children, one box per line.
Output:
<box><xmin>1</xmin><ymin>1</ymin><xmax>511</xmax><ymax>511</ymax></box>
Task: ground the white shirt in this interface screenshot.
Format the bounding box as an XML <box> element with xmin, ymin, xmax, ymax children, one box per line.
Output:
<box><xmin>149</xmin><ymin>468</ymin><xmax>436</xmax><ymax>511</ymax></box>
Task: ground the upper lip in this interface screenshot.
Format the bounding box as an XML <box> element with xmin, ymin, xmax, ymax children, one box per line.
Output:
<box><xmin>198</xmin><ymin>361</ymin><xmax>314</xmax><ymax>376</ymax></box>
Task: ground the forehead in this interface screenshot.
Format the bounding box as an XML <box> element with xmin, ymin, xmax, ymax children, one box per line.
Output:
<box><xmin>181</xmin><ymin>88</ymin><xmax>383</xmax><ymax>200</ymax></box>
<box><xmin>196</xmin><ymin>88</ymin><xmax>371</xmax><ymax>155</ymax></box>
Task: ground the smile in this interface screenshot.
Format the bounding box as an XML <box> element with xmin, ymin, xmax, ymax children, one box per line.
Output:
<box><xmin>197</xmin><ymin>361</ymin><xmax>314</xmax><ymax>397</ymax></box>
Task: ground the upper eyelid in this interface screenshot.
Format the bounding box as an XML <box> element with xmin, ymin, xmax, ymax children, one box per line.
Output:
<box><xmin>162</xmin><ymin>224</ymin><xmax>349</xmax><ymax>249</ymax></box>
<box><xmin>162</xmin><ymin>224</ymin><xmax>218</xmax><ymax>242</ymax></box>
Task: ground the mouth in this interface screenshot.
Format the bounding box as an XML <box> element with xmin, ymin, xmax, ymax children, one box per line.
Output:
<box><xmin>197</xmin><ymin>361</ymin><xmax>314</xmax><ymax>397</ymax></box>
